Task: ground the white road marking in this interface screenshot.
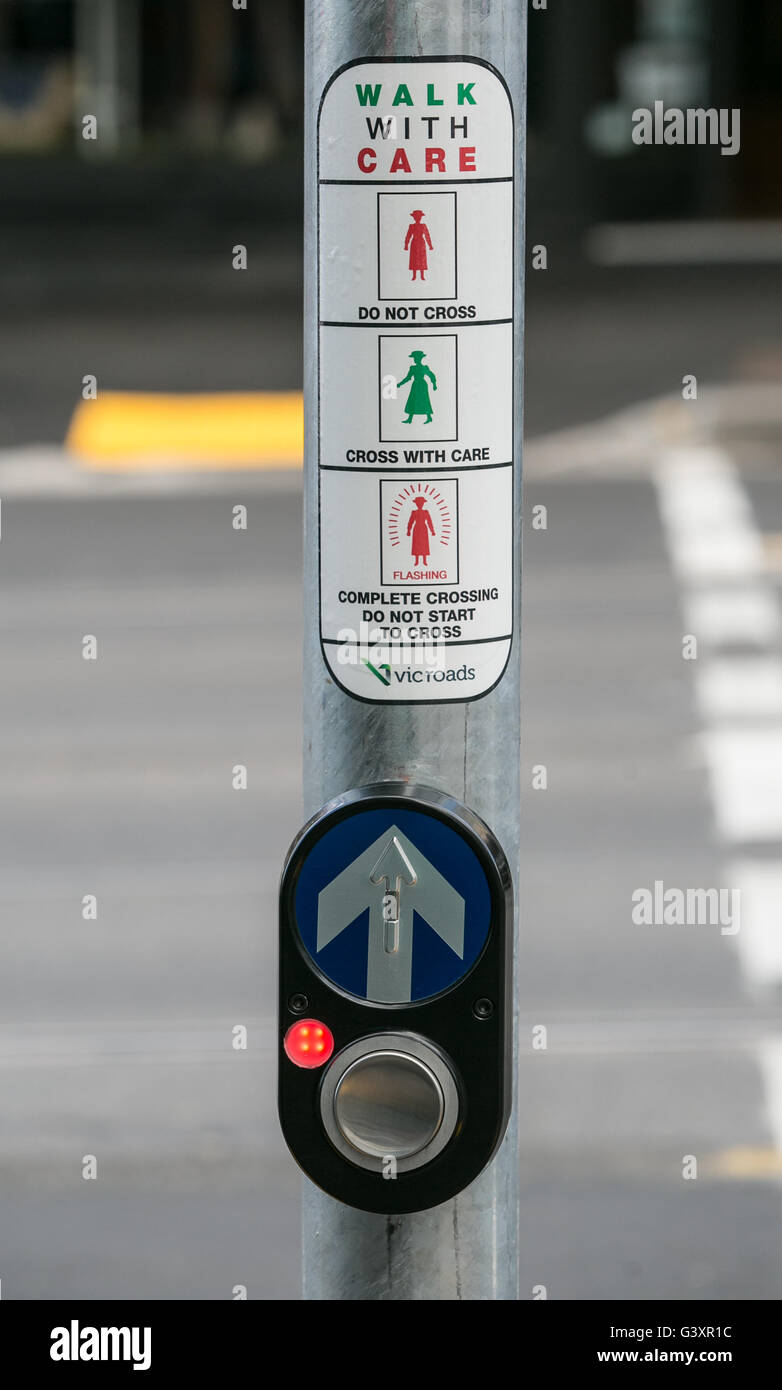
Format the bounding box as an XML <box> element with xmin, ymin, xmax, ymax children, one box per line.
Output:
<box><xmin>683</xmin><ymin>588</ymin><xmax>781</xmax><ymax>647</ymax></box>
<box><xmin>655</xmin><ymin>446</ymin><xmax>782</xmax><ymax>1022</ymax></box>
<box><xmin>656</xmin><ymin>447</ymin><xmax>782</xmax><ymax>857</ymax></box>
<box><xmin>731</xmin><ymin>865</ymin><xmax>782</xmax><ymax>992</ymax></box>
<box><xmin>695</xmin><ymin>658</ymin><xmax>782</xmax><ymax>721</ymax></box>
<box><xmin>701</xmin><ymin>729</ymin><xmax>782</xmax><ymax>844</ymax></box>
<box><xmin>758</xmin><ymin>1040</ymin><xmax>782</xmax><ymax>1154</ymax></box>
<box><xmin>656</xmin><ymin>448</ymin><xmax>765</xmax><ymax>581</ymax></box>
<box><xmin>657</xmin><ymin>443</ymin><xmax>782</xmax><ymax>1184</ymax></box>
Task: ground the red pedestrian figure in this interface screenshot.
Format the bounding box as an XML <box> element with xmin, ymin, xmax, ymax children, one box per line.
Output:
<box><xmin>405</xmin><ymin>210</ymin><xmax>433</xmax><ymax>281</ymax></box>
<box><xmin>407</xmin><ymin>496</ymin><xmax>435</xmax><ymax>565</ymax></box>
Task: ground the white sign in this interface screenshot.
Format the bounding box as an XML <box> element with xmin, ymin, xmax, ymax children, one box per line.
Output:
<box><xmin>318</xmin><ymin>58</ymin><xmax>515</xmax><ymax>703</ymax></box>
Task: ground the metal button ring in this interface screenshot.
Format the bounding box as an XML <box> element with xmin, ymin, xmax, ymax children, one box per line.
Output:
<box><xmin>319</xmin><ymin>1032</ymin><xmax>459</xmax><ymax>1174</ymax></box>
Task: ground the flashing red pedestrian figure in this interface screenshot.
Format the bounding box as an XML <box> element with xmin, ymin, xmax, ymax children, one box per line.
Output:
<box><xmin>405</xmin><ymin>210</ymin><xmax>433</xmax><ymax>281</ymax></box>
<box><xmin>407</xmin><ymin>496</ymin><xmax>435</xmax><ymax>565</ymax></box>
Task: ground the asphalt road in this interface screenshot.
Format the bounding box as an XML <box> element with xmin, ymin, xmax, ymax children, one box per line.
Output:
<box><xmin>1</xmin><ymin>458</ymin><xmax>782</xmax><ymax>1299</ymax></box>
<box><xmin>1</xmin><ymin>225</ymin><xmax>782</xmax><ymax>1298</ymax></box>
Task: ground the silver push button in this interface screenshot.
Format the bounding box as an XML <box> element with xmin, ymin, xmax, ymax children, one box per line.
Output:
<box><xmin>334</xmin><ymin>1051</ymin><xmax>444</xmax><ymax>1159</ymax></box>
<box><xmin>320</xmin><ymin>1032</ymin><xmax>459</xmax><ymax>1174</ymax></box>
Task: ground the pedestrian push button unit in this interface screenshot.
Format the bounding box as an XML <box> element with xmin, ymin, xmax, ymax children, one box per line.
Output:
<box><xmin>278</xmin><ymin>784</ymin><xmax>512</xmax><ymax>1213</ymax></box>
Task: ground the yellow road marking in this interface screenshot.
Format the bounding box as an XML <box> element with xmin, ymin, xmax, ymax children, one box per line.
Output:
<box><xmin>705</xmin><ymin>1145</ymin><xmax>782</xmax><ymax>1180</ymax></box>
<box><xmin>66</xmin><ymin>392</ymin><xmax>303</xmax><ymax>470</ymax></box>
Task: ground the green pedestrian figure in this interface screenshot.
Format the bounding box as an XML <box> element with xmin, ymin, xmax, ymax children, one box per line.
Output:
<box><xmin>397</xmin><ymin>350</ymin><xmax>437</xmax><ymax>424</ymax></box>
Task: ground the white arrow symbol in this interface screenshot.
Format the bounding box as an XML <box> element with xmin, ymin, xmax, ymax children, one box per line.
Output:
<box><xmin>316</xmin><ymin>826</ymin><xmax>465</xmax><ymax>1003</ymax></box>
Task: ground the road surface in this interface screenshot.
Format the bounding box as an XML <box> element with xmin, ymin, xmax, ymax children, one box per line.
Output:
<box><xmin>1</xmin><ymin>439</ymin><xmax>781</xmax><ymax>1298</ymax></box>
<box><xmin>2</xmin><ymin>240</ymin><xmax>782</xmax><ymax>1298</ymax></box>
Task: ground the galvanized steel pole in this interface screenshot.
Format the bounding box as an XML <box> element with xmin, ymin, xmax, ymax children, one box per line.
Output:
<box><xmin>302</xmin><ymin>0</ymin><xmax>526</xmax><ymax>1300</ymax></box>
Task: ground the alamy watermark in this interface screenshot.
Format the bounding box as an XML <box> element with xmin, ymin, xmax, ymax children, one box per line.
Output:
<box><xmin>632</xmin><ymin>102</ymin><xmax>740</xmax><ymax>157</ymax></box>
<box><xmin>50</xmin><ymin>1321</ymin><xmax>151</xmax><ymax>1371</ymax></box>
<box><xmin>632</xmin><ymin>881</ymin><xmax>739</xmax><ymax>936</ymax></box>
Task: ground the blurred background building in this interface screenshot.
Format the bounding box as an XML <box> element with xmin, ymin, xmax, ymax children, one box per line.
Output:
<box><xmin>0</xmin><ymin>0</ymin><xmax>779</xmax><ymax>213</ymax></box>
<box><xmin>1</xmin><ymin>0</ymin><xmax>780</xmax><ymax>448</ymax></box>
<box><xmin>0</xmin><ymin>0</ymin><xmax>302</xmax><ymax>158</ymax></box>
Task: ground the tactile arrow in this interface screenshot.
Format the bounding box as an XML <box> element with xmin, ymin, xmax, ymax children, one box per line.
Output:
<box><xmin>317</xmin><ymin>825</ymin><xmax>465</xmax><ymax>1002</ymax></box>
<box><xmin>369</xmin><ymin>835</ymin><xmax>417</xmax><ymax>955</ymax></box>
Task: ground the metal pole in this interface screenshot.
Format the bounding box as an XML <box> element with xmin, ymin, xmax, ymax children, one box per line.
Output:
<box><xmin>302</xmin><ymin>0</ymin><xmax>526</xmax><ymax>1300</ymax></box>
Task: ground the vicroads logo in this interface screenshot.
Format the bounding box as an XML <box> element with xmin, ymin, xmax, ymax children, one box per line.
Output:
<box><xmin>50</xmin><ymin>1320</ymin><xmax>151</xmax><ymax>1371</ymax></box>
<box><xmin>363</xmin><ymin>656</ymin><xmax>476</xmax><ymax>688</ymax></box>
<box><xmin>363</xmin><ymin>658</ymin><xmax>391</xmax><ymax>686</ymax></box>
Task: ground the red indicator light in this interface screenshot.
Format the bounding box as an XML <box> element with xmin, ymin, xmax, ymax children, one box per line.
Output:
<box><xmin>284</xmin><ymin>1019</ymin><xmax>335</xmax><ymax>1069</ymax></box>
